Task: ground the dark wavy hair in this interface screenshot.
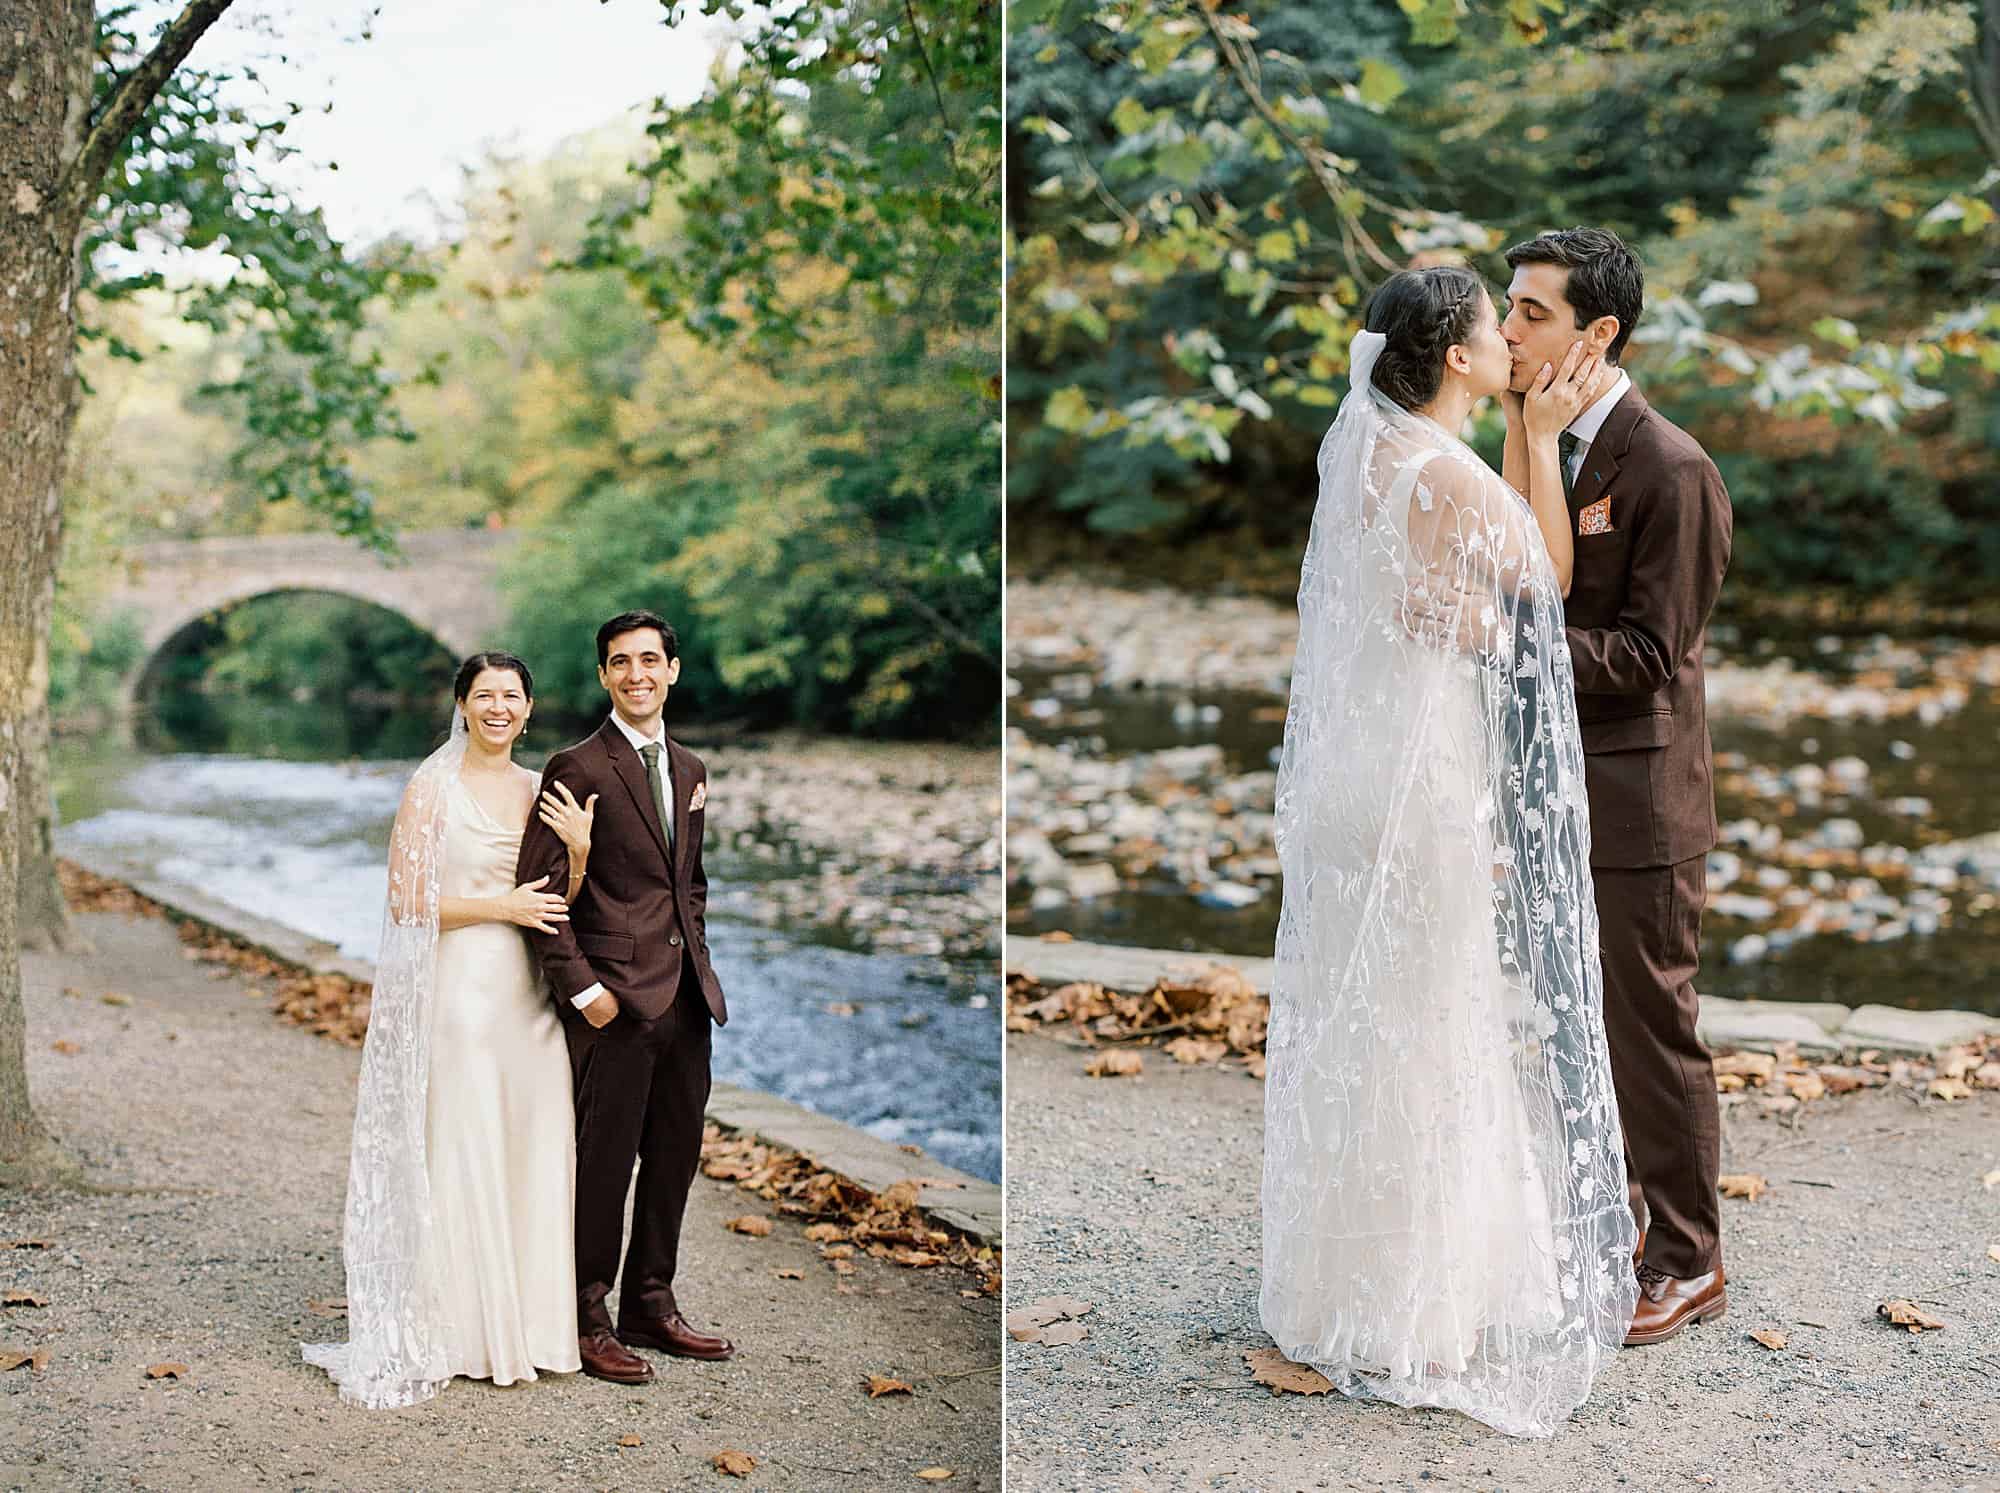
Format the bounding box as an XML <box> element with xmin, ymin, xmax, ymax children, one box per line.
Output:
<box><xmin>1362</xmin><ymin>266</ymin><xmax>1488</xmax><ymax>413</ymax></box>
<box><xmin>453</xmin><ymin>650</ymin><xmax>533</xmax><ymax>702</ymax></box>
<box><xmin>596</xmin><ymin>609</ymin><xmax>679</xmax><ymax>667</ymax></box>
<box><xmin>1504</xmin><ymin>227</ymin><xmax>1644</xmax><ymax>364</ymax></box>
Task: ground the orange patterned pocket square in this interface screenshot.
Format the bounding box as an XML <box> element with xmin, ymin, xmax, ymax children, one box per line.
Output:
<box><xmin>1578</xmin><ymin>496</ymin><xmax>1613</xmax><ymax>536</ymax></box>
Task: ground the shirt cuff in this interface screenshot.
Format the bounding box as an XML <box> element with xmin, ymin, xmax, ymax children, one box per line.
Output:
<box><xmin>571</xmin><ymin>982</ymin><xmax>607</xmax><ymax>1011</ymax></box>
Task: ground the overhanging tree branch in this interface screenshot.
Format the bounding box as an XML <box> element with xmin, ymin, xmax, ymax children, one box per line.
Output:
<box><xmin>65</xmin><ymin>0</ymin><xmax>238</xmax><ymax>219</ymax></box>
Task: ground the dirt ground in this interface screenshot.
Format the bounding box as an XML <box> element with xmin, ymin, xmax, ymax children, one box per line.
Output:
<box><xmin>0</xmin><ymin>909</ymin><xmax>999</xmax><ymax>1492</ymax></box>
<box><xmin>1004</xmin><ymin>1031</ymin><xmax>2000</xmax><ymax>1493</ymax></box>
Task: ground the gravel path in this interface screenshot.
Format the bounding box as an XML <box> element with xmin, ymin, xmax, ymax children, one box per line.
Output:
<box><xmin>1004</xmin><ymin>1032</ymin><xmax>2000</xmax><ymax>1493</ymax></box>
<box><xmin>0</xmin><ymin>910</ymin><xmax>998</xmax><ymax>1492</ymax></box>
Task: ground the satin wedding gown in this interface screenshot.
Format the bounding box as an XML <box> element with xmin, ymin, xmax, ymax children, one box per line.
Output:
<box><xmin>420</xmin><ymin>777</ymin><xmax>579</xmax><ymax>1385</ymax></box>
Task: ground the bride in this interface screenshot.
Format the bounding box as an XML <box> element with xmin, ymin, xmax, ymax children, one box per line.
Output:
<box><xmin>1261</xmin><ymin>266</ymin><xmax>1638</xmax><ymax>1437</ymax></box>
<box><xmin>305</xmin><ymin>651</ymin><xmax>598</xmax><ymax>1406</ymax></box>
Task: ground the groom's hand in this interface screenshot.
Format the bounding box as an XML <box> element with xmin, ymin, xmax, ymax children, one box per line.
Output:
<box><xmin>579</xmin><ymin>990</ymin><xmax>619</xmax><ymax>1028</ymax></box>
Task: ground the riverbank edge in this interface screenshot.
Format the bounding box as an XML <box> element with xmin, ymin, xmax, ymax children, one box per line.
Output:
<box><xmin>1003</xmin><ymin>935</ymin><xmax>2000</xmax><ymax>1056</ymax></box>
<box><xmin>51</xmin><ymin>843</ymin><xmax>1001</xmax><ymax>1246</ymax></box>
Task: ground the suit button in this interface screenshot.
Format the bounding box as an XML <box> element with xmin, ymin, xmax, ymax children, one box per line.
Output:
<box><xmin>669</xmin><ymin>934</ymin><xmax>682</xmax><ymax>947</ymax></box>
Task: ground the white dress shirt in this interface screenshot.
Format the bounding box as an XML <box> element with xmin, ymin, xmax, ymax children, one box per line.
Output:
<box><xmin>1563</xmin><ymin>368</ymin><xmax>1631</xmax><ymax>488</ymax></box>
<box><xmin>570</xmin><ymin>713</ymin><xmax>672</xmax><ymax>1012</ymax></box>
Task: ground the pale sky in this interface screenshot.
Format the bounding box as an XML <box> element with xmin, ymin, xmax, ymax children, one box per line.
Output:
<box><xmin>187</xmin><ymin>0</ymin><xmax>738</xmax><ymax>245</ymax></box>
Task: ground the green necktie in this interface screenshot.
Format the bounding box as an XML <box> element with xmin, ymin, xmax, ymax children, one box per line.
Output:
<box><xmin>641</xmin><ymin>741</ymin><xmax>673</xmax><ymax>847</ymax></box>
<box><xmin>1557</xmin><ymin>430</ymin><xmax>1582</xmax><ymax>498</ymax></box>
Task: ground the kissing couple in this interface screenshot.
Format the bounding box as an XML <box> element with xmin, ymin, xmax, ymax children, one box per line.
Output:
<box><xmin>306</xmin><ymin>608</ymin><xmax>734</xmax><ymax>1406</ymax></box>
<box><xmin>1261</xmin><ymin>229</ymin><xmax>1734</xmax><ymax>1437</ymax></box>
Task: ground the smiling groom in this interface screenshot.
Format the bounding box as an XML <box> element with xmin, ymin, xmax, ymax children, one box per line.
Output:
<box><xmin>515</xmin><ymin>609</ymin><xmax>733</xmax><ymax>1385</ymax></box>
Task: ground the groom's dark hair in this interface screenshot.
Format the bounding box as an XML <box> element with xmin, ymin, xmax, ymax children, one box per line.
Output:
<box><xmin>596</xmin><ymin>609</ymin><xmax>679</xmax><ymax>666</ymax></box>
<box><xmin>1505</xmin><ymin>227</ymin><xmax>1644</xmax><ymax>363</ymax></box>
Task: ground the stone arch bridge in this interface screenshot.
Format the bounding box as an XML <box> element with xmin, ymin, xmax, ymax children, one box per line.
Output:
<box><xmin>100</xmin><ymin>529</ymin><xmax>525</xmax><ymax>702</ymax></box>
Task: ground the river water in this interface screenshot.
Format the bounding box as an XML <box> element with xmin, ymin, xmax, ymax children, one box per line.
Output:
<box><xmin>1008</xmin><ymin>627</ymin><xmax>2000</xmax><ymax>1017</ymax></box>
<box><xmin>55</xmin><ymin>700</ymin><xmax>999</xmax><ymax>1181</ymax></box>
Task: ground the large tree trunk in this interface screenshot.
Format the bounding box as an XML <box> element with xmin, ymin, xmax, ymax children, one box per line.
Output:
<box><xmin>0</xmin><ymin>0</ymin><xmax>95</xmax><ymax>1176</ymax></box>
<box><xmin>19</xmin><ymin>662</ymin><xmax>82</xmax><ymax>955</ymax></box>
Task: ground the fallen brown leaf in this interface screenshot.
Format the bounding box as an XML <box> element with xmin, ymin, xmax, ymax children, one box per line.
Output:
<box><xmin>1987</xmin><ymin>1244</ymin><xmax>2000</xmax><ymax>1264</ymax></box>
<box><xmin>1008</xmin><ymin>1296</ymin><xmax>1092</xmax><ymax>1333</ymax></box>
<box><xmin>1714</xmin><ymin>1051</ymin><xmax>1777</xmax><ymax>1082</ymax></box>
<box><xmin>1085</xmin><ymin>1050</ymin><xmax>1143</xmax><ymax>1078</ymax></box>
<box><xmin>726</xmin><ymin>1216</ymin><xmax>774</xmax><ymax>1238</ymax></box>
<box><xmin>1036</xmin><ymin>1320</ymin><xmax>1089</xmax><ymax>1347</ymax></box>
<box><xmin>49</xmin><ymin>1041</ymin><xmax>79</xmax><ymax>1056</ymax></box>
<box><xmin>865</xmin><ymin>1374</ymin><xmax>914</xmax><ymax>1398</ymax></box>
<box><xmin>1782</xmin><ymin>1071</ymin><xmax>1827</xmax><ymax>1102</ymax></box>
<box><xmin>821</xmin><ymin>1242</ymin><xmax>856</xmax><ymax>1260</ymax></box>
<box><xmin>305</xmin><ymin>1299</ymin><xmax>346</xmax><ymax>1318</ymax></box>
<box><xmin>617</xmin><ymin>1433</ymin><xmax>643</xmax><ymax>1448</ymax></box>
<box><xmin>1928</xmin><ymin>1077</ymin><xmax>1973</xmax><ymax>1102</ymax></box>
<box><xmin>916</xmin><ymin>1471</ymin><xmax>954</xmax><ymax>1482</ymax></box>
<box><xmin>99</xmin><ymin>993</ymin><xmax>131</xmax><ymax>1007</ymax></box>
<box><xmin>804</xmin><ymin>1223</ymin><xmax>846</xmax><ymax>1244</ymax></box>
<box><xmin>1878</xmin><ymin>1299</ymin><xmax>1946</xmax><ymax>1332</ymax></box>
<box><xmin>0</xmin><ymin>1348</ymin><xmax>48</xmax><ymax>1373</ymax></box>
<box><xmin>713</xmin><ymin>1448</ymin><xmax>757</xmax><ymax>1476</ymax></box>
<box><xmin>2</xmin><ymin>1240</ymin><xmax>52</xmax><ymax>1250</ymax></box>
<box><xmin>1719</xmin><ymin>1173</ymin><xmax>1768</xmax><ymax>1201</ymax></box>
<box><xmin>1984</xmin><ymin>1169</ymin><xmax>2000</xmax><ymax>1191</ymax></box>
<box><xmin>145</xmin><ymin>1362</ymin><xmax>190</xmax><ymax>1379</ymax></box>
<box><xmin>830</xmin><ymin>1259</ymin><xmax>856</xmax><ymax>1276</ymax></box>
<box><xmin>774</xmin><ymin>1268</ymin><xmax>805</xmax><ymax>1280</ymax></box>
<box><xmin>1245</xmin><ymin>1347</ymin><xmax>1333</xmax><ymax>1396</ymax></box>
<box><xmin>1748</xmin><ymin>1328</ymin><xmax>1787</xmax><ymax>1351</ymax></box>
<box><xmin>2</xmin><ymin>1292</ymin><xmax>48</xmax><ymax>1308</ymax></box>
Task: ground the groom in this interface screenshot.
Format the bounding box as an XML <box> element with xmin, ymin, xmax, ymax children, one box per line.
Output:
<box><xmin>1501</xmin><ymin>229</ymin><xmax>1734</xmax><ymax>1346</ymax></box>
<box><xmin>516</xmin><ymin>609</ymin><xmax>735</xmax><ymax>1384</ymax></box>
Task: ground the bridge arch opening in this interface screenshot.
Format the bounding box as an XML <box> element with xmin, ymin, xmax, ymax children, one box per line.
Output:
<box><xmin>133</xmin><ymin>588</ymin><xmax>463</xmax><ymax>759</ymax></box>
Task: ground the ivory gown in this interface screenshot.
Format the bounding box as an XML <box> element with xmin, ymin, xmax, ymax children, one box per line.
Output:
<box><xmin>422</xmin><ymin>776</ymin><xmax>580</xmax><ymax>1385</ymax></box>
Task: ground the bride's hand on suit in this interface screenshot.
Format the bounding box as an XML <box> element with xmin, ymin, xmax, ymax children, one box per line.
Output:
<box><xmin>496</xmin><ymin>875</ymin><xmax>571</xmax><ymax>933</ymax></box>
<box><xmin>1523</xmin><ymin>340</ymin><xmax>1617</xmax><ymax>445</ymax></box>
<box><xmin>538</xmin><ymin>781</ymin><xmax>597</xmax><ymax>856</ymax></box>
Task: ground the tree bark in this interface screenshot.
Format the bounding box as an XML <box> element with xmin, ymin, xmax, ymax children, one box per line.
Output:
<box><xmin>18</xmin><ymin>689</ymin><xmax>79</xmax><ymax>954</ymax></box>
<box><xmin>0</xmin><ymin>0</ymin><xmax>237</xmax><ymax>1174</ymax></box>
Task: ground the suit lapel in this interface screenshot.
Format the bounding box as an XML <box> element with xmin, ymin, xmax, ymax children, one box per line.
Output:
<box><xmin>1568</xmin><ymin>384</ymin><xmax>1647</xmax><ymax>521</ymax></box>
<box><xmin>599</xmin><ymin>720</ymin><xmax>675</xmax><ymax>875</ymax></box>
<box><xmin>665</xmin><ymin>736</ymin><xmax>695</xmax><ymax>881</ymax></box>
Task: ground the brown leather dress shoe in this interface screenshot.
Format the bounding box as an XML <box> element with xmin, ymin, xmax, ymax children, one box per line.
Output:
<box><xmin>618</xmin><ymin>1310</ymin><xmax>736</xmax><ymax>1361</ymax></box>
<box><xmin>1624</xmin><ymin>1263</ymin><xmax>1726</xmax><ymax>1346</ymax></box>
<box><xmin>579</xmin><ymin>1328</ymin><xmax>655</xmax><ymax>1384</ymax></box>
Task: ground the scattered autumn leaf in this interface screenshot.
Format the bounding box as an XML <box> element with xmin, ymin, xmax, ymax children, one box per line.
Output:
<box><xmin>1782</xmin><ymin>1071</ymin><xmax>1826</xmax><ymax>1102</ymax></box>
<box><xmin>1928</xmin><ymin>1078</ymin><xmax>1973</xmax><ymax>1102</ymax></box>
<box><xmin>2</xmin><ymin>1292</ymin><xmax>48</xmax><ymax>1308</ymax></box>
<box><xmin>830</xmin><ymin>1259</ymin><xmax>857</xmax><ymax>1276</ymax></box>
<box><xmin>99</xmin><ymin>993</ymin><xmax>131</xmax><ymax>1007</ymax></box>
<box><xmin>1036</xmin><ymin>1320</ymin><xmax>1089</xmax><ymax>1347</ymax></box>
<box><xmin>1878</xmin><ymin>1299</ymin><xmax>1946</xmax><ymax>1333</ymax></box>
<box><xmin>865</xmin><ymin>1374</ymin><xmax>914</xmax><ymax>1398</ymax></box>
<box><xmin>1984</xmin><ymin>1169</ymin><xmax>2000</xmax><ymax>1191</ymax></box>
<box><xmin>1714</xmin><ymin>1052</ymin><xmax>1777</xmax><ymax>1082</ymax></box>
<box><xmin>1987</xmin><ymin>1245</ymin><xmax>2000</xmax><ymax>1264</ymax></box>
<box><xmin>1719</xmin><ymin>1174</ymin><xmax>1768</xmax><ymax>1201</ymax></box>
<box><xmin>821</xmin><ymin>1242</ymin><xmax>857</xmax><ymax>1260</ymax></box>
<box><xmin>1163</xmin><ymin>1036</ymin><xmax>1228</xmax><ymax>1065</ymax></box>
<box><xmin>1748</xmin><ymin>1329</ymin><xmax>1787</xmax><ymax>1351</ymax></box>
<box><xmin>305</xmin><ymin>1299</ymin><xmax>346</xmax><ymax>1318</ymax></box>
<box><xmin>803</xmin><ymin>1222</ymin><xmax>846</xmax><ymax>1243</ymax></box>
<box><xmin>916</xmin><ymin>1468</ymin><xmax>955</xmax><ymax>1481</ymax></box>
<box><xmin>145</xmin><ymin>1362</ymin><xmax>190</xmax><ymax>1379</ymax></box>
<box><xmin>713</xmin><ymin>1449</ymin><xmax>757</xmax><ymax>1477</ymax></box>
<box><xmin>617</xmin><ymin>1433</ymin><xmax>643</xmax><ymax>1448</ymax></box>
<box><xmin>2</xmin><ymin>1240</ymin><xmax>52</xmax><ymax>1251</ymax></box>
<box><xmin>49</xmin><ymin>1041</ymin><xmax>79</xmax><ymax>1056</ymax></box>
<box><xmin>1008</xmin><ymin>1296</ymin><xmax>1092</xmax><ymax>1333</ymax></box>
<box><xmin>774</xmin><ymin>1268</ymin><xmax>805</xmax><ymax>1280</ymax></box>
<box><xmin>726</xmin><ymin>1216</ymin><xmax>774</xmax><ymax>1238</ymax></box>
<box><xmin>1245</xmin><ymin>1347</ymin><xmax>1334</xmax><ymax>1396</ymax></box>
<box><xmin>0</xmin><ymin>1348</ymin><xmax>48</xmax><ymax>1373</ymax></box>
<box><xmin>1085</xmin><ymin>1050</ymin><xmax>1143</xmax><ymax>1078</ymax></box>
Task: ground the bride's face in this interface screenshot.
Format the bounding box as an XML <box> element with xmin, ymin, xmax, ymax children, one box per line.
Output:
<box><xmin>1450</xmin><ymin>290</ymin><xmax>1513</xmax><ymax>401</ymax></box>
<box><xmin>459</xmin><ymin>667</ymin><xmax>531</xmax><ymax>752</ymax></box>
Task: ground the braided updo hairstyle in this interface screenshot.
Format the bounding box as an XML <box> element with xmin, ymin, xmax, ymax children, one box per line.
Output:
<box><xmin>1362</xmin><ymin>266</ymin><xmax>1488</xmax><ymax>413</ymax></box>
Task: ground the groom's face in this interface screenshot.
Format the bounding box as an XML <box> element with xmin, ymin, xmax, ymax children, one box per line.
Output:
<box><xmin>599</xmin><ymin>627</ymin><xmax>680</xmax><ymax>732</ymax></box>
<box><xmin>1502</xmin><ymin>263</ymin><xmax>1611</xmax><ymax>394</ymax></box>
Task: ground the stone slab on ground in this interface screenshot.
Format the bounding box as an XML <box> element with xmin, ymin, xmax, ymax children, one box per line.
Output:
<box><xmin>0</xmin><ymin>911</ymin><xmax>998</xmax><ymax>1492</ymax></box>
<box><xmin>1699</xmin><ymin>1000</ymin><xmax>1848</xmax><ymax>1056</ymax></box>
<box><xmin>1834</xmin><ymin>1004</ymin><xmax>2000</xmax><ymax>1055</ymax></box>
<box><xmin>1004</xmin><ymin>936</ymin><xmax>1274</xmax><ymax>999</ymax></box>
<box><xmin>1004</xmin><ymin>1030</ymin><xmax>2000</xmax><ymax>1493</ymax></box>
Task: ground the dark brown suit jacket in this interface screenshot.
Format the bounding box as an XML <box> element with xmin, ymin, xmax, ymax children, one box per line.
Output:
<box><xmin>1563</xmin><ymin>386</ymin><xmax>1732</xmax><ymax>870</ymax></box>
<box><xmin>515</xmin><ymin>719</ymin><xmax>728</xmax><ymax>1026</ymax></box>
